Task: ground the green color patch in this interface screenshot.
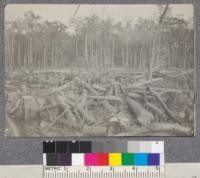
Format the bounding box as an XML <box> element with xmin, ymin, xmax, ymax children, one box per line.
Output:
<box><xmin>122</xmin><ymin>153</ymin><xmax>134</xmax><ymax>165</ymax></box>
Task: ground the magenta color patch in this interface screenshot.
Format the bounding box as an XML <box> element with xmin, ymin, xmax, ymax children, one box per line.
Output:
<box><xmin>84</xmin><ymin>153</ymin><xmax>97</xmax><ymax>166</ymax></box>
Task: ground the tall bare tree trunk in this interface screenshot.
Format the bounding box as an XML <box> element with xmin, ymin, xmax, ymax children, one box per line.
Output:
<box><xmin>91</xmin><ymin>39</ymin><xmax>94</xmax><ymax>67</ymax></box>
<box><xmin>147</xmin><ymin>4</ymin><xmax>169</xmax><ymax>81</ymax></box>
<box><xmin>95</xmin><ymin>33</ymin><xmax>99</xmax><ymax>75</ymax></box>
<box><xmin>75</xmin><ymin>33</ymin><xmax>78</xmax><ymax>67</ymax></box>
<box><xmin>134</xmin><ymin>53</ymin><xmax>137</xmax><ymax>69</ymax></box>
<box><xmin>29</xmin><ymin>37</ymin><xmax>32</xmax><ymax>68</ymax></box>
<box><xmin>23</xmin><ymin>39</ymin><xmax>27</xmax><ymax>67</ymax></box>
<box><xmin>51</xmin><ymin>41</ymin><xmax>54</xmax><ymax>68</ymax></box>
<box><xmin>122</xmin><ymin>50</ymin><xmax>125</xmax><ymax>68</ymax></box>
<box><xmin>11</xmin><ymin>34</ymin><xmax>14</xmax><ymax>68</ymax></box>
<box><xmin>17</xmin><ymin>38</ymin><xmax>20</xmax><ymax>67</ymax></box>
<box><xmin>54</xmin><ymin>41</ymin><xmax>57</xmax><ymax>67</ymax></box>
<box><xmin>148</xmin><ymin>36</ymin><xmax>157</xmax><ymax>80</ymax></box>
<box><xmin>111</xmin><ymin>37</ymin><xmax>115</xmax><ymax>69</ymax></box>
<box><xmin>126</xmin><ymin>32</ymin><xmax>129</xmax><ymax>68</ymax></box>
<box><xmin>103</xmin><ymin>36</ymin><xmax>106</xmax><ymax>69</ymax></box>
<box><xmin>139</xmin><ymin>41</ymin><xmax>144</xmax><ymax>70</ymax></box>
<box><xmin>85</xmin><ymin>33</ymin><xmax>89</xmax><ymax>69</ymax></box>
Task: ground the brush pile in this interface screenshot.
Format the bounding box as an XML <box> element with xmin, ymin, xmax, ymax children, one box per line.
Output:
<box><xmin>5</xmin><ymin>67</ymin><xmax>194</xmax><ymax>137</ymax></box>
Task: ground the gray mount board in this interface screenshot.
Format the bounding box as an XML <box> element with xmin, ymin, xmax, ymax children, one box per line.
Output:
<box><xmin>0</xmin><ymin>0</ymin><xmax>200</xmax><ymax>164</ymax></box>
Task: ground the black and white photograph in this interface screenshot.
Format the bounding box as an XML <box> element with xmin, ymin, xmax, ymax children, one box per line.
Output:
<box><xmin>4</xmin><ymin>4</ymin><xmax>194</xmax><ymax>137</ymax></box>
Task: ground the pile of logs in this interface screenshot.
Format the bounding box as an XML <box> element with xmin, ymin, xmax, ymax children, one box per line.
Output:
<box><xmin>5</xmin><ymin>68</ymin><xmax>194</xmax><ymax>136</ymax></box>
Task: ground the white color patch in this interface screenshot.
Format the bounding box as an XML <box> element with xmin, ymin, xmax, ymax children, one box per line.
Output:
<box><xmin>72</xmin><ymin>153</ymin><xmax>84</xmax><ymax>166</ymax></box>
<box><xmin>160</xmin><ymin>153</ymin><xmax>165</xmax><ymax>166</ymax></box>
<box><xmin>151</xmin><ymin>141</ymin><xmax>164</xmax><ymax>153</ymax></box>
<box><xmin>43</xmin><ymin>154</ymin><xmax>47</xmax><ymax>166</ymax></box>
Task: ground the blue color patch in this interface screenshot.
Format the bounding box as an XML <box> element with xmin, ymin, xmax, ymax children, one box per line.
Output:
<box><xmin>134</xmin><ymin>153</ymin><xmax>148</xmax><ymax>166</ymax></box>
<box><xmin>148</xmin><ymin>153</ymin><xmax>160</xmax><ymax>165</ymax></box>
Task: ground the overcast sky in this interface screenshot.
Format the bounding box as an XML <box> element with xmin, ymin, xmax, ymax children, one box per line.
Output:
<box><xmin>5</xmin><ymin>4</ymin><xmax>194</xmax><ymax>33</ymax></box>
<box><xmin>5</xmin><ymin>4</ymin><xmax>194</xmax><ymax>24</ymax></box>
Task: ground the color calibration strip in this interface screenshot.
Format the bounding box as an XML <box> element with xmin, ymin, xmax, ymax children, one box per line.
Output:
<box><xmin>43</xmin><ymin>141</ymin><xmax>164</xmax><ymax>154</ymax></box>
<box><xmin>43</xmin><ymin>152</ymin><xmax>162</xmax><ymax>166</ymax></box>
<box><xmin>43</xmin><ymin>141</ymin><xmax>164</xmax><ymax>166</ymax></box>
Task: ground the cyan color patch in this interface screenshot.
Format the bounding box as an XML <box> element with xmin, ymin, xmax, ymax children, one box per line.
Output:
<box><xmin>134</xmin><ymin>153</ymin><xmax>148</xmax><ymax>166</ymax></box>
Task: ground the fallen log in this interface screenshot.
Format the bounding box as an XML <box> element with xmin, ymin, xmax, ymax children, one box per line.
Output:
<box><xmin>82</xmin><ymin>125</ymin><xmax>107</xmax><ymax>136</ymax></box>
<box><xmin>113</xmin><ymin>82</ymin><xmax>121</xmax><ymax>96</ymax></box>
<box><xmin>93</xmin><ymin>110</ymin><xmax>121</xmax><ymax>126</ymax></box>
<box><xmin>83</xmin><ymin>82</ymin><xmax>116</xmax><ymax>114</ymax></box>
<box><xmin>38</xmin><ymin>104</ymin><xmax>62</xmax><ymax>113</ymax></box>
<box><xmin>29</xmin><ymin>74</ymin><xmax>55</xmax><ymax>85</ymax></box>
<box><xmin>126</xmin><ymin>86</ymin><xmax>193</xmax><ymax>93</ymax></box>
<box><xmin>128</xmin><ymin>92</ymin><xmax>145</xmax><ymax>99</ymax></box>
<box><xmin>5</xmin><ymin>114</ymin><xmax>20</xmax><ymax>136</ymax></box>
<box><xmin>45</xmin><ymin>95</ymin><xmax>77</xmax><ymax>129</ymax></box>
<box><xmin>44</xmin><ymin>95</ymin><xmax>80</xmax><ymax>132</ymax></box>
<box><xmin>136</xmin><ymin>77</ymin><xmax>163</xmax><ymax>87</ymax></box>
<box><xmin>165</xmin><ymin>69</ymin><xmax>194</xmax><ymax>78</ymax></box>
<box><xmin>6</xmin><ymin>92</ymin><xmax>20</xmax><ymax>113</ymax></box>
<box><xmin>88</xmin><ymin>95</ymin><xmax>122</xmax><ymax>102</ymax></box>
<box><xmin>56</xmin><ymin>94</ymin><xmax>77</xmax><ymax>120</ymax></box>
<box><xmin>106</xmin><ymin>85</ymin><xmax>114</xmax><ymax>95</ymax></box>
<box><xmin>73</xmin><ymin>108</ymin><xmax>82</xmax><ymax>122</ymax></box>
<box><xmin>34</xmin><ymin>69</ymin><xmax>79</xmax><ymax>74</ymax></box>
<box><xmin>114</xmin><ymin>122</ymin><xmax>191</xmax><ymax>136</ymax></box>
<box><xmin>47</xmin><ymin>77</ymin><xmax>81</xmax><ymax>95</ymax></box>
<box><xmin>64</xmin><ymin>99</ymin><xmax>83</xmax><ymax>123</ymax></box>
<box><xmin>125</xmin><ymin>96</ymin><xmax>154</xmax><ymax>126</ymax></box>
<box><xmin>9</xmin><ymin>98</ymin><xmax>21</xmax><ymax>114</ymax></box>
<box><xmin>76</xmin><ymin>89</ymin><xmax>94</xmax><ymax>125</ymax></box>
<box><xmin>47</xmin><ymin>82</ymin><xmax>70</xmax><ymax>95</ymax></box>
<box><xmin>107</xmin><ymin>114</ymin><xmax>131</xmax><ymax>135</ymax></box>
<box><xmin>146</xmin><ymin>103</ymin><xmax>166</xmax><ymax>120</ymax></box>
<box><xmin>5</xmin><ymin>84</ymin><xmax>20</xmax><ymax>92</ymax></box>
<box><xmin>92</xmin><ymin>84</ymin><xmax>107</xmax><ymax>92</ymax></box>
<box><xmin>21</xmin><ymin>95</ymin><xmax>42</xmax><ymax>122</ymax></box>
<box><xmin>118</xmin><ymin>74</ymin><xmax>144</xmax><ymax>80</ymax></box>
<box><xmin>101</xmin><ymin>101</ymin><xmax>117</xmax><ymax>114</ymax></box>
<box><xmin>102</xmin><ymin>86</ymin><xmax>117</xmax><ymax>113</ymax></box>
<box><xmin>83</xmin><ymin>82</ymin><xmax>97</xmax><ymax>95</ymax></box>
<box><xmin>45</xmin><ymin>106</ymin><xmax>71</xmax><ymax>132</ymax></box>
<box><xmin>147</xmin><ymin>86</ymin><xmax>179</xmax><ymax>124</ymax></box>
<box><xmin>56</xmin><ymin>89</ymin><xmax>92</xmax><ymax>125</ymax></box>
<box><xmin>107</xmin><ymin>119</ymin><xmax>122</xmax><ymax>135</ymax></box>
<box><xmin>118</xmin><ymin>70</ymin><xmax>144</xmax><ymax>75</ymax></box>
<box><xmin>120</xmin><ymin>85</ymin><xmax>153</xmax><ymax>126</ymax></box>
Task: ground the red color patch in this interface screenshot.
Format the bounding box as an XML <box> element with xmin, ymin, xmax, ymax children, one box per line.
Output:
<box><xmin>97</xmin><ymin>153</ymin><xmax>109</xmax><ymax>166</ymax></box>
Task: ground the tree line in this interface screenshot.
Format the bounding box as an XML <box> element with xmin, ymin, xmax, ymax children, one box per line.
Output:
<box><xmin>5</xmin><ymin>5</ymin><xmax>194</xmax><ymax>74</ymax></box>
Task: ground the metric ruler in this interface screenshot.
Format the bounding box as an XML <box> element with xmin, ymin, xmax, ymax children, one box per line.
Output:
<box><xmin>43</xmin><ymin>166</ymin><xmax>164</xmax><ymax>178</ymax></box>
<box><xmin>43</xmin><ymin>141</ymin><xmax>165</xmax><ymax>178</ymax></box>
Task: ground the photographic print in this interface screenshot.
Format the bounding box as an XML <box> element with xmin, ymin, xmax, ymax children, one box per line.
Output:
<box><xmin>4</xmin><ymin>4</ymin><xmax>194</xmax><ymax>137</ymax></box>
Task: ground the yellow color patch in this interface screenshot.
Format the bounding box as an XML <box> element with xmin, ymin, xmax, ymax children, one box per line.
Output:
<box><xmin>109</xmin><ymin>153</ymin><xmax>122</xmax><ymax>166</ymax></box>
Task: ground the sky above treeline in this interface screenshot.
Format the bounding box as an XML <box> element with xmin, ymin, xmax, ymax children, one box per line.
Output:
<box><xmin>5</xmin><ymin>4</ymin><xmax>194</xmax><ymax>32</ymax></box>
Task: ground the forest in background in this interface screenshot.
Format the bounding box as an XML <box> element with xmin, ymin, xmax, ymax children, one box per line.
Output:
<box><xmin>5</xmin><ymin>5</ymin><xmax>195</xmax><ymax>137</ymax></box>
<box><xmin>5</xmin><ymin>5</ymin><xmax>193</xmax><ymax>75</ymax></box>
